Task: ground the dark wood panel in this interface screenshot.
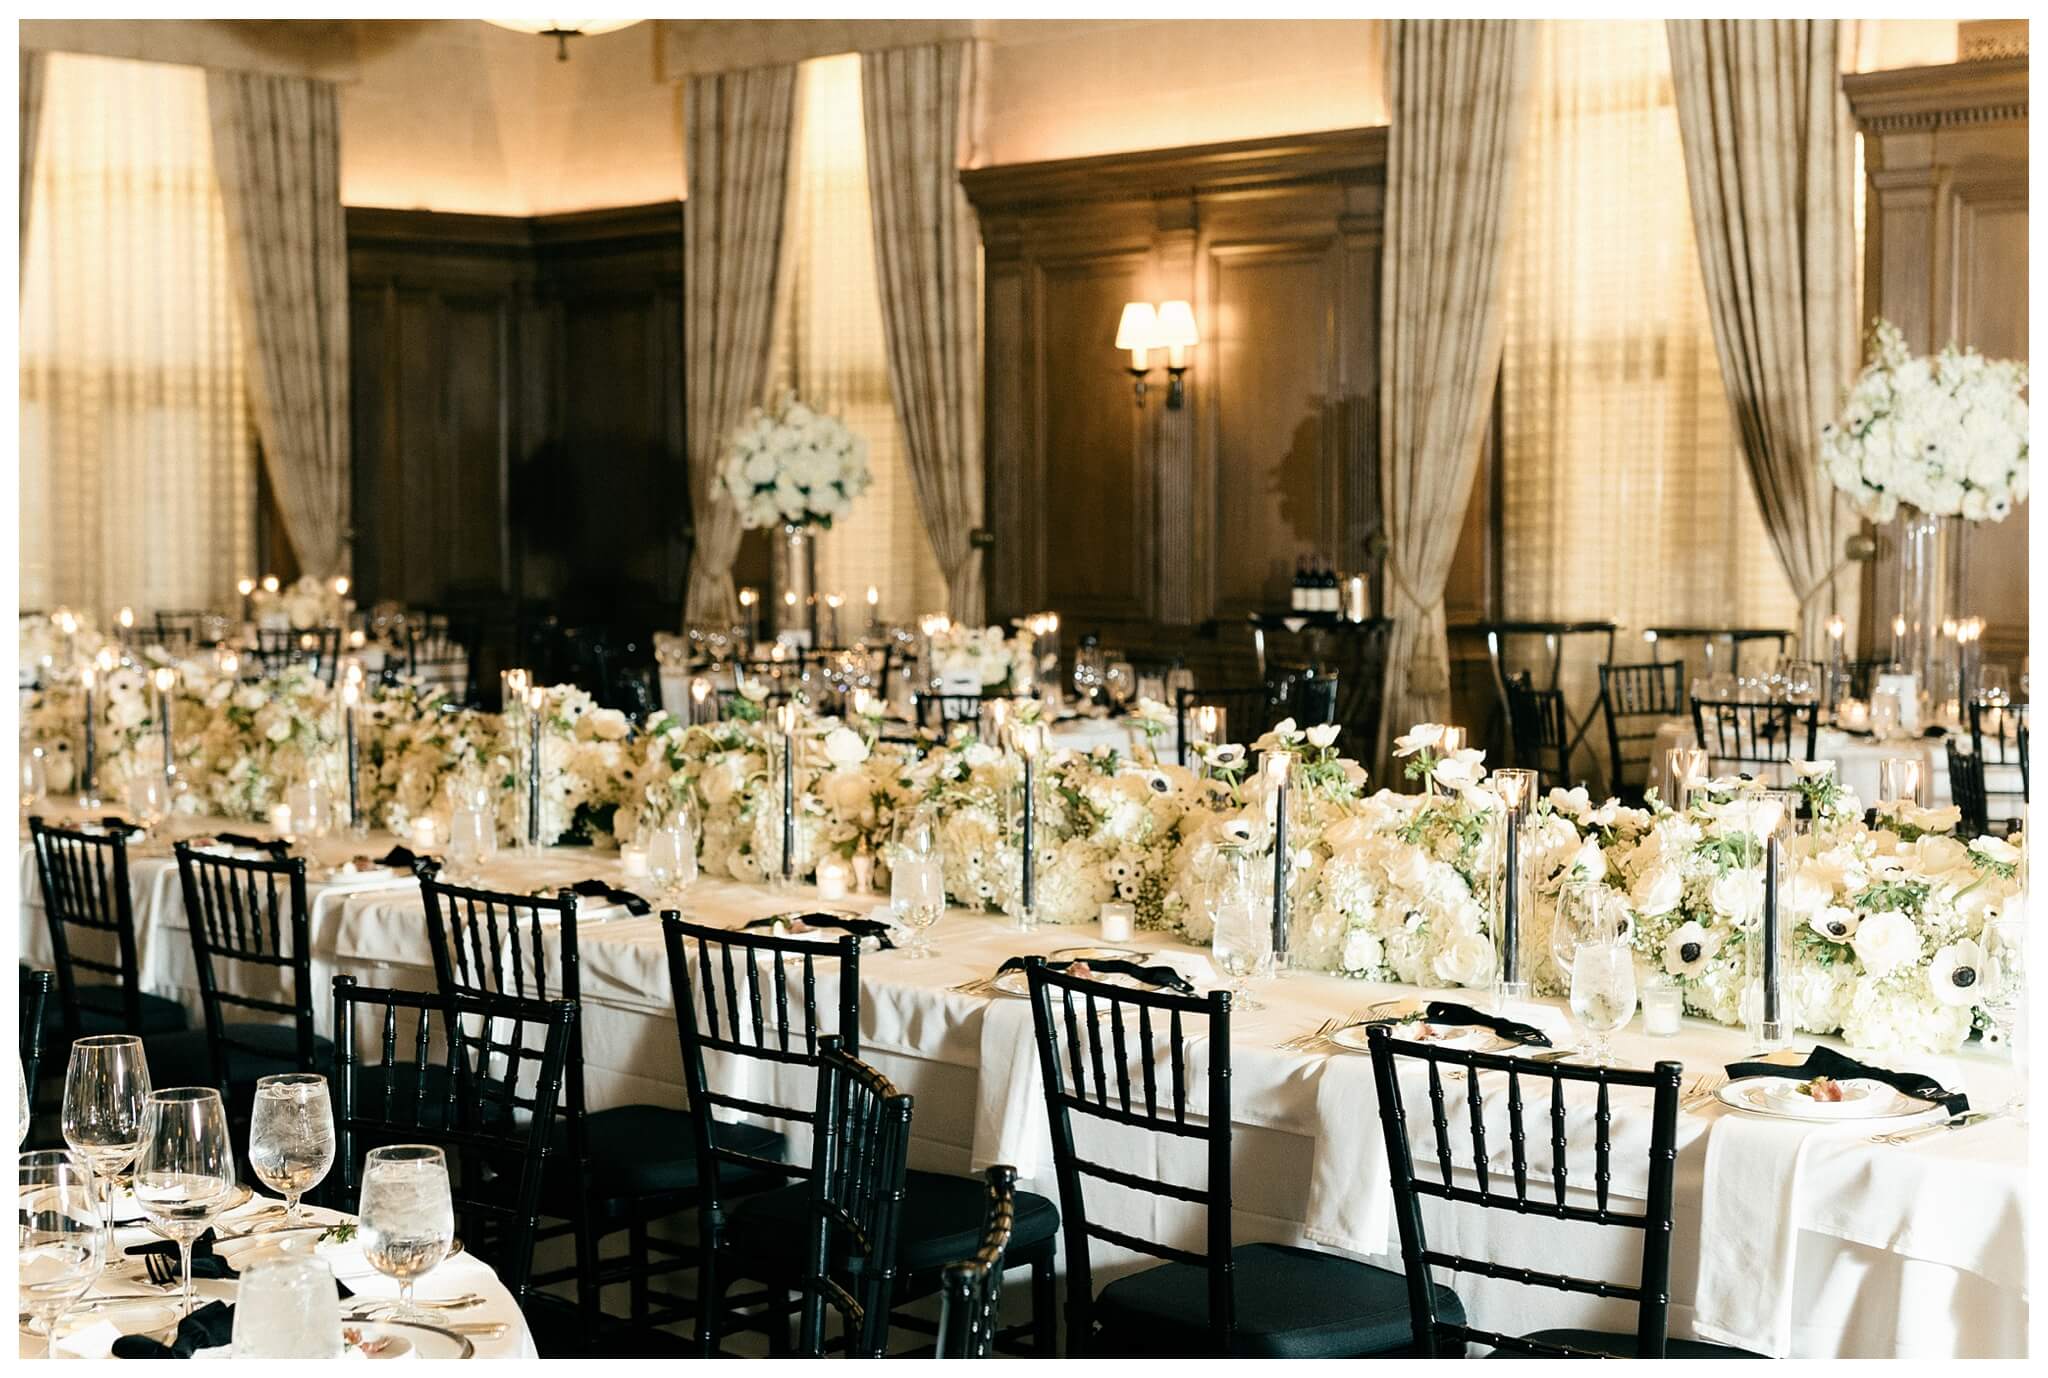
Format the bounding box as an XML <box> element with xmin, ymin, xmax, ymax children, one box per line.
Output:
<box><xmin>1037</xmin><ymin>255</ymin><xmax>1152</xmax><ymax>620</ymax></box>
<box><xmin>1208</xmin><ymin>240</ymin><xmax>1339</xmax><ymax>616</ymax></box>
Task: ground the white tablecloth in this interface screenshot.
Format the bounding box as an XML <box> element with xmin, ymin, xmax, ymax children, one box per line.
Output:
<box><xmin>1643</xmin><ymin>719</ymin><xmax>2018</xmax><ymax>817</ymax></box>
<box><xmin>27</xmin><ymin>1188</ymin><xmax>534</xmax><ymax>1359</ymax></box>
<box><xmin>18</xmin><ymin>809</ymin><xmax>2029</xmax><ymax>1358</ymax></box>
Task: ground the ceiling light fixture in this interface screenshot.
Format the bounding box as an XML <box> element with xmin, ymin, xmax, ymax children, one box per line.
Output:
<box><xmin>484</xmin><ymin>19</ymin><xmax>644</xmax><ymax>62</ymax></box>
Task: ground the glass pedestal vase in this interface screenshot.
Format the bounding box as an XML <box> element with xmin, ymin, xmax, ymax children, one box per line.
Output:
<box><xmin>776</xmin><ymin>523</ymin><xmax>817</xmax><ymax>646</ymax></box>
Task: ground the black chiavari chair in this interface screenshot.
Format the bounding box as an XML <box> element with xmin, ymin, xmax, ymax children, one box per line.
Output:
<box><xmin>796</xmin><ymin>1037</ymin><xmax>915</xmax><ymax>1359</ymax></box>
<box><xmin>331</xmin><ymin>977</ymin><xmax>576</xmax><ymax>1306</ymax></box>
<box><xmin>913</xmin><ymin>690</ymin><xmax>999</xmax><ymax>730</ymax></box>
<box><xmin>252</xmin><ymin>626</ymin><xmax>343</xmax><ymax>683</ymax></box>
<box><xmin>937</xmin><ymin>1166</ymin><xmax>1019</xmax><ymax>1359</ymax></box>
<box><xmin>663</xmin><ymin>915</ymin><xmax>1061</xmax><ymax>1357</ymax></box>
<box><xmin>1269</xmin><ymin>662</ymin><xmax>1341</xmax><ymax>729</ymax></box>
<box><xmin>1026</xmin><ymin>959</ymin><xmax>1450</xmax><ymax>1356</ymax></box>
<box><xmin>1688</xmin><ymin>696</ymin><xmax>1819</xmax><ymax>787</ymax></box>
<box><xmin>1507</xmin><ymin>672</ymin><xmax>1573</xmax><ymax>790</ymax></box>
<box><xmin>1946</xmin><ymin>739</ymin><xmax>1992</xmax><ymax>839</ymax></box>
<box><xmin>1969</xmin><ymin>699</ymin><xmax>2030</xmax><ymax>821</ymax></box>
<box><xmin>407</xmin><ymin>615</ymin><xmax>477</xmax><ymax>705</ymax></box>
<box><xmin>418</xmin><ymin>866</ymin><xmax>705</xmax><ymax>1350</ymax></box>
<box><xmin>149</xmin><ymin>844</ymin><xmax>331</xmax><ymax>1114</ymax></box>
<box><xmin>1599</xmin><ymin>661</ymin><xmax>1685</xmax><ymax>804</ymax></box>
<box><xmin>152</xmin><ymin>610</ymin><xmax>213</xmax><ymax>654</ymax></box>
<box><xmin>1839</xmin><ymin>657</ymin><xmax>1889</xmax><ymax>703</ymax></box>
<box><xmin>1365</xmin><ymin>1026</ymin><xmax>1759</xmax><ymax>1357</ymax></box>
<box><xmin>1174</xmin><ymin>685</ymin><xmax>1276</xmax><ymax>766</ymax></box>
<box><xmin>27</xmin><ymin>818</ymin><xmax>189</xmax><ymax>1045</ymax></box>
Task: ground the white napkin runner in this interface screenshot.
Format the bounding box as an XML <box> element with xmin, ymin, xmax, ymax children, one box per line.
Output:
<box><xmin>1691</xmin><ymin>1110</ymin><xmax>1827</xmax><ymax>1354</ymax></box>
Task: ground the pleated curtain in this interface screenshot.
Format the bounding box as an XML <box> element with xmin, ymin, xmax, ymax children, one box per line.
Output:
<box><xmin>20</xmin><ymin>47</ymin><xmax>45</xmax><ymax>261</ymax></box>
<box><xmin>1376</xmin><ymin>19</ymin><xmax>1533</xmax><ymax>764</ymax></box>
<box><xmin>683</xmin><ymin>64</ymin><xmax>799</xmax><ymax>628</ymax></box>
<box><xmin>206</xmin><ymin>70</ymin><xmax>351</xmax><ymax>578</ymax></box>
<box><xmin>1666</xmin><ymin>19</ymin><xmax>1860</xmax><ymax>654</ymax></box>
<box><xmin>860</xmin><ymin>41</ymin><xmax>986</xmax><ymax>624</ymax></box>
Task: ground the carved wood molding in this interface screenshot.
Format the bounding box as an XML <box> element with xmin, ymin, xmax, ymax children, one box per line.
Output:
<box><xmin>961</xmin><ymin>127</ymin><xmax>1387</xmax><ymax>213</ymax></box>
<box><xmin>1842</xmin><ymin>57</ymin><xmax>2028</xmax><ymax>133</ymax></box>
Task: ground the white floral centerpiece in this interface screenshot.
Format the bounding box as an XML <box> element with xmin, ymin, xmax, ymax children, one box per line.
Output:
<box><xmin>719</xmin><ymin>394</ymin><xmax>872</xmax><ymax>531</ymax></box>
<box><xmin>928</xmin><ymin>624</ymin><xmax>1032</xmax><ymax>692</ymax></box>
<box><xmin>1820</xmin><ymin>318</ymin><xmax>2029</xmax><ymax>524</ymax></box>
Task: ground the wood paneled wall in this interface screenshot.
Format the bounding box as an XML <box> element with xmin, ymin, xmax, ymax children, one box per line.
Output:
<box><xmin>964</xmin><ymin>130</ymin><xmax>1386</xmax><ymax>681</ymax></box>
<box><xmin>345</xmin><ymin>202</ymin><xmax>687</xmax><ymax>632</ymax></box>
<box><xmin>1845</xmin><ymin>57</ymin><xmax>2029</xmax><ymax>670</ymax></box>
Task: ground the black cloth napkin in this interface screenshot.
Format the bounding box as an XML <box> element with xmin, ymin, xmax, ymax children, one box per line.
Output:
<box><xmin>744</xmin><ymin>911</ymin><xmax>897</xmax><ymax>950</ymax></box>
<box><xmin>126</xmin><ymin>1228</ymin><xmax>236</xmax><ymax>1281</ymax></box>
<box><xmin>1421</xmin><ymin>1000</ymin><xmax>1554</xmax><ymax>1049</ymax></box>
<box><xmin>111</xmin><ymin>1299</ymin><xmax>236</xmax><ymax>1359</ymax></box>
<box><xmin>211</xmin><ymin>832</ymin><xmax>290</xmax><ymax>856</ymax></box>
<box><xmin>1724</xmin><ymin>1045</ymin><xmax>1969</xmax><ymax>1117</ymax></box>
<box><xmin>96</xmin><ymin>816</ymin><xmax>143</xmax><ymax>837</ymax></box>
<box><xmin>996</xmin><ymin>955</ymin><xmax>1196</xmax><ymax>995</ymax></box>
<box><xmin>374</xmin><ymin>844</ymin><xmax>421</xmax><ymax>869</ymax></box>
<box><xmin>569</xmin><ymin>878</ymin><xmax>652</xmax><ymax>916</ymax></box>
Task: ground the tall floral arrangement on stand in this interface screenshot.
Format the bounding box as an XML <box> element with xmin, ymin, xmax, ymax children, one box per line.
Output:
<box><xmin>1820</xmin><ymin>319</ymin><xmax>2029</xmax><ymax>523</ymax></box>
<box><xmin>718</xmin><ymin>394</ymin><xmax>873</xmax><ymax>531</ymax></box>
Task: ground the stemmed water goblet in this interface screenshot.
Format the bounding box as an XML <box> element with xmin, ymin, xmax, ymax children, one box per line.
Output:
<box><xmin>18</xmin><ymin>1150</ymin><xmax>106</xmax><ymax>1358</ymax></box>
<box><xmin>1207</xmin><ymin>844</ymin><xmax>1269</xmax><ymax>1011</ymax></box>
<box><xmin>61</xmin><ymin>1032</ymin><xmax>151</xmax><ymax>1264</ymax></box>
<box><xmin>132</xmin><ymin>1086</ymin><xmax>238</xmax><ymax>1318</ymax></box>
<box><xmin>1568</xmin><ymin>922</ymin><xmax>1638</xmax><ymax>1068</ymax></box>
<box><xmin>248</xmin><ymin>1073</ymin><xmax>335</xmax><ymax>1229</ymax></box>
<box><xmin>357</xmin><ymin>1144</ymin><xmax>456</xmax><ymax>1324</ymax></box>
<box><xmin>646</xmin><ymin>808</ymin><xmax>700</xmax><ymax>908</ymax></box>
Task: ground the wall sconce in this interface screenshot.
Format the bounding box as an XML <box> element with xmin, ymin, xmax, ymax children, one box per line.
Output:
<box><xmin>1115</xmin><ymin>300</ymin><xmax>1198</xmax><ymax>410</ymax></box>
<box><xmin>1116</xmin><ymin>302</ymin><xmax>1159</xmax><ymax>407</ymax></box>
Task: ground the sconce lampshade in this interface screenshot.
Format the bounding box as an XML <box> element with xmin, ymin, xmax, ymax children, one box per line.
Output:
<box><xmin>1115</xmin><ymin>302</ymin><xmax>1161</xmax><ymax>353</ymax></box>
<box><xmin>1154</xmin><ymin>300</ymin><xmax>1199</xmax><ymax>349</ymax></box>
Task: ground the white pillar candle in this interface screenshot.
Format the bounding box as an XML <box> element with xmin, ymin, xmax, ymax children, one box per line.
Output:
<box><xmin>1100</xmin><ymin>902</ymin><xmax>1136</xmax><ymax>944</ymax></box>
<box><xmin>619</xmin><ymin>845</ymin><xmax>650</xmax><ymax>878</ymax></box>
<box><xmin>816</xmin><ymin>855</ymin><xmax>851</xmax><ymax>901</ymax></box>
<box><xmin>270</xmin><ymin>802</ymin><xmax>295</xmax><ymax>836</ymax></box>
<box><xmin>413</xmin><ymin>817</ymin><xmax>437</xmax><ymax>850</ymax></box>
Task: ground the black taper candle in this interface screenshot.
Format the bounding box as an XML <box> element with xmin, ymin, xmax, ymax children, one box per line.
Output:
<box><xmin>1502</xmin><ymin>803</ymin><xmax>1520</xmax><ymax>986</ymax></box>
<box><xmin>82</xmin><ymin>678</ymin><xmax>97</xmax><ymax>804</ymax></box>
<box><xmin>782</xmin><ymin>723</ymin><xmax>797</xmax><ymax>882</ymax></box>
<box><xmin>1763</xmin><ymin>834</ymin><xmax>1782</xmax><ymax>1026</ymax></box>
<box><xmin>526</xmin><ymin>700</ymin><xmax>542</xmax><ymax>847</ymax></box>
<box><xmin>345</xmin><ymin>703</ymin><xmax>361</xmax><ymax>831</ymax></box>
<box><xmin>1022</xmin><ymin>753</ymin><xmax>1036</xmax><ymax>914</ymax></box>
<box><xmin>1271</xmin><ymin>762</ymin><xmax>1290</xmax><ymax>965</ymax></box>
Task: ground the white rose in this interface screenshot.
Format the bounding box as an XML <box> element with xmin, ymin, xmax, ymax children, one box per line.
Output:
<box><xmin>1341</xmin><ymin>929</ymin><xmax>1385</xmax><ymax>974</ymax></box>
<box><xmin>822</xmin><ymin>728</ymin><xmax>869</xmax><ymax>768</ymax></box>
<box><xmin>1708</xmin><ymin>869</ymin><xmax>1763</xmax><ymax>922</ymax></box>
<box><xmin>1851</xmin><ymin>910</ymin><xmax>1920</xmax><ymax>980</ymax></box>
<box><xmin>1629</xmin><ymin>865</ymin><xmax>1683</xmax><ymax>918</ymax></box>
<box><xmin>1432</xmin><ymin>930</ymin><xmax>1496</xmax><ymax>988</ymax></box>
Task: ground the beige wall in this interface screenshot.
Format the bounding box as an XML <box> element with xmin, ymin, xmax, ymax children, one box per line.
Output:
<box><xmin>23</xmin><ymin>18</ymin><xmax>1980</xmax><ymax>215</ymax></box>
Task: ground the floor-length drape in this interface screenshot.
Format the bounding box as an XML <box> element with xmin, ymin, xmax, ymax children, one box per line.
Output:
<box><xmin>21</xmin><ymin>54</ymin><xmax>255</xmax><ymax>617</ymax></box>
<box><xmin>1667</xmin><ymin>19</ymin><xmax>1860</xmax><ymax>653</ymax></box>
<box><xmin>684</xmin><ymin>64</ymin><xmax>798</xmax><ymax>629</ymax></box>
<box><xmin>21</xmin><ymin>48</ymin><xmax>44</xmax><ymax>258</ymax></box>
<box><xmin>1377</xmin><ymin>19</ymin><xmax>1532</xmax><ymax>763</ymax></box>
<box><xmin>207</xmin><ymin>70</ymin><xmax>350</xmax><ymax>578</ymax></box>
<box><xmin>861</xmin><ymin>40</ymin><xmax>985</xmax><ymax>624</ymax></box>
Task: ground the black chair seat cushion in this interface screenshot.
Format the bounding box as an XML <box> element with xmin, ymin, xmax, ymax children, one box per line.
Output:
<box><xmin>722</xmin><ymin>1168</ymin><xmax>1059</xmax><ymax>1275</ymax></box>
<box><xmin>1094</xmin><ymin>1242</ymin><xmax>1463</xmax><ymax>1358</ymax></box>
<box><xmin>1505</xmin><ymin>1328</ymin><xmax>1764</xmax><ymax>1359</ymax></box>
<box><xmin>542</xmin><ymin>1107</ymin><xmax>786</xmax><ymax>1216</ymax></box>
<box><xmin>50</xmin><ymin>986</ymin><xmax>188</xmax><ymax>1038</ymax></box>
<box><xmin>143</xmin><ymin>1024</ymin><xmax>331</xmax><ymax>1094</ymax></box>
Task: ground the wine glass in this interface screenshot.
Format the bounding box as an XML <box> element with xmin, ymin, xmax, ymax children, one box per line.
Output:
<box><xmin>19</xmin><ymin>1150</ymin><xmax>106</xmax><ymax>1358</ymax></box>
<box><xmin>357</xmin><ymin>1144</ymin><xmax>455</xmax><ymax>1324</ymax></box>
<box><xmin>248</xmin><ymin>1074</ymin><xmax>335</xmax><ymax>1229</ymax></box>
<box><xmin>62</xmin><ymin>1033</ymin><xmax>152</xmax><ymax>1263</ymax></box>
<box><xmin>1569</xmin><ymin>934</ymin><xmax>1638</xmax><ymax>1067</ymax></box>
<box><xmin>890</xmin><ymin>849</ymin><xmax>946</xmax><ymax>960</ymax></box>
<box><xmin>231</xmin><ymin>1254</ymin><xmax>343</xmax><ymax>1358</ymax></box>
<box><xmin>646</xmin><ymin>811</ymin><xmax>698</xmax><ymax>907</ymax></box>
<box><xmin>133</xmin><ymin>1087</ymin><xmax>237</xmax><ymax>1318</ymax></box>
<box><xmin>22</xmin><ymin>744</ymin><xmax>48</xmax><ymax>808</ymax></box>
<box><xmin>1104</xmin><ymin>658</ymin><xmax>1136</xmax><ymax>712</ymax></box>
<box><xmin>1207</xmin><ymin>845</ymin><xmax>1268</xmax><ymax>1011</ymax></box>
<box><xmin>128</xmin><ymin>770</ymin><xmax>170</xmax><ymax>832</ymax></box>
<box><xmin>1978</xmin><ymin>664</ymin><xmax>2013</xmax><ymax>707</ymax></box>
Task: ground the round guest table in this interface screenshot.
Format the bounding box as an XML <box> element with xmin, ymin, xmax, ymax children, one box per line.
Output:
<box><xmin>18</xmin><ymin>806</ymin><xmax>2028</xmax><ymax>1358</ymax></box>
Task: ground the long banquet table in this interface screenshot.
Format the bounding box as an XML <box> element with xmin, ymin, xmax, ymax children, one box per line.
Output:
<box><xmin>17</xmin><ymin>807</ymin><xmax>2028</xmax><ymax>1358</ymax></box>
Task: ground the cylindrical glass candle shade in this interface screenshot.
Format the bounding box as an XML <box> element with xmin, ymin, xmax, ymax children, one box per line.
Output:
<box><xmin>1642</xmin><ymin>979</ymin><xmax>1684</xmax><ymax>1038</ymax></box>
<box><xmin>1878</xmin><ymin>756</ymin><xmax>1925</xmax><ymax>807</ymax></box>
<box><xmin>1490</xmin><ymin>768</ymin><xmax>1538</xmax><ymax>1001</ymax></box>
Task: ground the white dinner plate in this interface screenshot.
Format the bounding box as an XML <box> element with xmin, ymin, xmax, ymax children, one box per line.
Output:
<box><xmin>1714</xmin><ymin>1076</ymin><xmax>1942</xmax><ymax>1124</ymax></box>
<box><xmin>339</xmin><ymin>1320</ymin><xmax>475</xmax><ymax>1360</ymax></box>
<box><xmin>1326</xmin><ymin>1021</ymin><xmax>1512</xmax><ymax>1055</ymax></box>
